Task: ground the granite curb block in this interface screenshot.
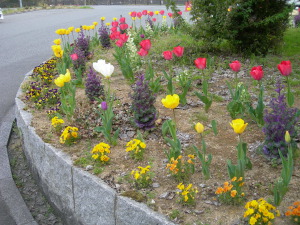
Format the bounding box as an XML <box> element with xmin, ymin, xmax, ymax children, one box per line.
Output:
<box><xmin>0</xmin><ymin>104</ymin><xmax>38</xmax><ymax>225</ymax></box>
<box><xmin>15</xmin><ymin>70</ymin><xmax>175</xmax><ymax>225</ymax></box>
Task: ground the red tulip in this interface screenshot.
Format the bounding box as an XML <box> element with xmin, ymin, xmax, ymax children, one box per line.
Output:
<box><xmin>70</xmin><ymin>53</ymin><xmax>78</xmax><ymax>61</ymax></box>
<box><xmin>119</xmin><ymin>17</ymin><xmax>126</xmax><ymax>23</ymax></box>
<box><xmin>137</xmin><ymin>12</ymin><xmax>142</xmax><ymax>18</ymax></box>
<box><xmin>159</xmin><ymin>10</ymin><xmax>165</xmax><ymax>15</ymax></box>
<box><xmin>278</xmin><ymin>60</ymin><xmax>292</xmax><ymax>76</ymax></box>
<box><xmin>109</xmin><ymin>31</ymin><xmax>120</xmax><ymax>40</ymax></box>
<box><xmin>152</xmin><ymin>18</ymin><xmax>157</xmax><ymax>22</ymax></box>
<box><xmin>140</xmin><ymin>39</ymin><xmax>151</xmax><ymax>51</ymax></box>
<box><xmin>110</xmin><ymin>27</ymin><xmax>117</xmax><ymax>33</ymax></box>
<box><xmin>148</xmin><ymin>11</ymin><xmax>154</xmax><ymax>17</ymax></box>
<box><xmin>119</xmin><ymin>33</ymin><xmax>129</xmax><ymax>43</ymax></box>
<box><xmin>168</xmin><ymin>12</ymin><xmax>173</xmax><ymax>18</ymax></box>
<box><xmin>250</xmin><ymin>66</ymin><xmax>264</xmax><ymax>81</ymax></box>
<box><xmin>163</xmin><ymin>51</ymin><xmax>173</xmax><ymax>60</ymax></box>
<box><xmin>177</xmin><ymin>11</ymin><xmax>182</xmax><ymax>15</ymax></box>
<box><xmin>115</xmin><ymin>39</ymin><xmax>124</xmax><ymax>47</ymax></box>
<box><xmin>131</xmin><ymin>11</ymin><xmax>137</xmax><ymax>17</ymax></box>
<box><xmin>229</xmin><ymin>60</ymin><xmax>241</xmax><ymax>72</ymax></box>
<box><xmin>137</xmin><ymin>48</ymin><xmax>148</xmax><ymax>57</ymax></box>
<box><xmin>173</xmin><ymin>46</ymin><xmax>184</xmax><ymax>57</ymax></box>
<box><xmin>142</xmin><ymin>10</ymin><xmax>148</xmax><ymax>15</ymax></box>
<box><xmin>194</xmin><ymin>58</ymin><xmax>206</xmax><ymax>69</ymax></box>
<box><xmin>111</xmin><ymin>21</ymin><xmax>119</xmax><ymax>27</ymax></box>
<box><xmin>119</xmin><ymin>23</ymin><xmax>128</xmax><ymax>30</ymax></box>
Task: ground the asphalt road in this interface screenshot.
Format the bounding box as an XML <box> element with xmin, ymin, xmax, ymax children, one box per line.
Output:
<box><xmin>0</xmin><ymin>5</ymin><xmax>185</xmax><ymax>124</ymax></box>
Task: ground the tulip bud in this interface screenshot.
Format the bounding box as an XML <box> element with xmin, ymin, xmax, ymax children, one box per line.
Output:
<box><xmin>195</xmin><ymin>122</ymin><xmax>204</xmax><ymax>134</ymax></box>
<box><xmin>101</xmin><ymin>101</ymin><xmax>108</xmax><ymax>110</ymax></box>
<box><xmin>285</xmin><ymin>131</ymin><xmax>291</xmax><ymax>143</ymax></box>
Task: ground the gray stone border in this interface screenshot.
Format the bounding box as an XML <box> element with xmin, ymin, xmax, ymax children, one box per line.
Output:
<box><xmin>15</xmin><ymin>71</ymin><xmax>175</xmax><ymax>225</ymax></box>
<box><xmin>0</xmin><ymin>105</ymin><xmax>38</xmax><ymax>225</ymax></box>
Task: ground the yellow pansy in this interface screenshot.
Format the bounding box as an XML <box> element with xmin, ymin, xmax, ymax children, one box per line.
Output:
<box><xmin>230</xmin><ymin>118</ymin><xmax>248</xmax><ymax>134</ymax></box>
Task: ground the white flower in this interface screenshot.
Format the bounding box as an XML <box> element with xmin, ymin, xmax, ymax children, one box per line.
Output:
<box><xmin>93</xmin><ymin>59</ymin><xmax>114</xmax><ymax>78</ymax></box>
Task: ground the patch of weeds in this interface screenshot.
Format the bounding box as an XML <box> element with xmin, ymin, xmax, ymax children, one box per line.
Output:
<box><xmin>12</xmin><ymin>174</ymin><xmax>23</xmax><ymax>188</ymax></box>
<box><xmin>74</xmin><ymin>156</ymin><xmax>89</xmax><ymax>167</ymax></box>
<box><xmin>10</xmin><ymin>158</ymin><xmax>17</xmax><ymax>168</ymax></box>
<box><xmin>169</xmin><ymin>209</ymin><xmax>181</xmax><ymax>220</ymax></box>
<box><xmin>211</xmin><ymin>93</ymin><xmax>223</xmax><ymax>102</ymax></box>
<box><xmin>191</xmin><ymin>111</ymin><xmax>209</xmax><ymax>124</ymax></box>
<box><xmin>121</xmin><ymin>190</ymin><xmax>146</xmax><ymax>203</ymax></box>
<box><xmin>93</xmin><ymin>167</ymin><xmax>103</xmax><ymax>175</ymax></box>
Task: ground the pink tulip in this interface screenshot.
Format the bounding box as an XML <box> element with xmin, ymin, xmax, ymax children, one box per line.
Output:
<box><xmin>229</xmin><ymin>60</ymin><xmax>241</xmax><ymax>72</ymax></box>
<box><xmin>119</xmin><ymin>17</ymin><xmax>126</xmax><ymax>23</ymax></box>
<box><xmin>173</xmin><ymin>46</ymin><xmax>184</xmax><ymax>57</ymax></box>
<box><xmin>137</xmin><ymin>48</ymin><xmax>148</xmax><ymax>57</ymax></box>
<box><xmin>278</xmin><ymin>61</ymin><xmax>292</xmax><ymax>76</ymax></box>
<box><xmin>250</xmin><ymin>66</ymin><xmax>264</xmax><ymax>81</ymax></box>
<box><xmin>194</xmin><ymin>58</ymin><xmax>206</xmax><ymax>69</ymax></box>
<box><xmin>119</xmin><ymin>23</ymin><xmax>128</xmax><ymax>31</ymax></box>
<box><xmin>159</xmin><ymin>10</ymin><xmax>165</xmax><ymax>15</ymax></box>
<box><xmin>142</xmin><ymin>10</ymin><xmax>148</xmax><ymax>15</ymax></box>
<box><xmin>163</xmin><ymin>51</ymin><xmax>173</xmax><ymax>60</ymax></box>
<box><xmin>119</xmin><ymin>33</ymin><xmax>129</xmax><ymax>43</ymax></box>
<box><xmin>70</xmin><ymin>53</ymin><xmax>78</xmax><ymax>61</ymax></box>
<box><xmin>115</xmin><ymin>39</ymin><xmax>124</xmax><ymax>47</ymax></box>
<box><xmin>140</xmin><ymin>39</ymin><xmax>151</xmax><ymax>51</ymax></box>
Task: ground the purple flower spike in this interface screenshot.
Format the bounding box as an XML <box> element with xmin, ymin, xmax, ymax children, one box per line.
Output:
<box><xmin>101</xmin><ymin>101</ymin><xmax>107</xmax><ymax>110</ymax></box>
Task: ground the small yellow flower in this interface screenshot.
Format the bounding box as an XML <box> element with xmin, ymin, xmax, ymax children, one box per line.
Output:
<box><xmin>53</xmin><ymin>39</ymin><xmax>61</xmax><ymax>45</ymax></box>
<box><xmin>112</xmin><ymin>17</ymin><xmax>117</xmax><ymax>21</ymax></box>
<box><xmin>93</xmin><ymin>21</ymin><xmax>98</xmax><ymax>26</ymax></box>
<box><xmin>106</xmin><ymin>22</ymin><xmax>111</xmax><ymax>26</ymax></box>
<box><xmin>161</xmin><ymin>94</ymin><xmax>180</xmax><ymax>109</ymax></box>
<box><xmin>230</xmin><ymin>190</ymin><xmax>237</xmax><ymax>197</ymax></box>
<box><xmin>163</xmin><ymin>15</ymin><xmax>167</xmax><ymax>19</ymax></box>
<box><xmin>100</xmin><ymin>17</ymin><xmax>106</xmax><ymax>21</ymax></box>
<box><xmin>195</xmin><ymin>122</ymin><xmax>204</xmax><ymax>134</ymax></box>
<box><xmin>131</xmin><ymin>17</ymin><xmax>136</xmax><ymax>21</ymax></box>
<box><xmin>230</xmin><ymin>118</ymin><xmax>248</xmax><ymax>134</ymax></box>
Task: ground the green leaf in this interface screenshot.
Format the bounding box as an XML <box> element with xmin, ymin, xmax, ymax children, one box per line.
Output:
<box><xmin>211</xmin><ymin>120</ymin><xmax>218</xmax><ymax>135</ymax></box>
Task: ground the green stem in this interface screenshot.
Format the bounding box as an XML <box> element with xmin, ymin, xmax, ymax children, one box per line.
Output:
<box><xmin>172</xmin><ymin>108</ymin><xmax>177</xmax><ymax>131</ymax></box>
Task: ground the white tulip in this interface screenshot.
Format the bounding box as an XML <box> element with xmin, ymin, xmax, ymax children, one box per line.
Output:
<box><xmin>93</xmin><ymin>59</ymin><xmax>114</xmax><ymax>78</ymax></box>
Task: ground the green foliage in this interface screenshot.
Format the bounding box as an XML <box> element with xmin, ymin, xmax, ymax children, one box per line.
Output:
<box><xmin>190</xmin><ymin>0</ymin><xmax>292</xmax><ymax>55</ymax></box>
<box><xmin>195</xmin><ymin>80</ymin><xmax>213</xmax><ymax>113</ymax></box>
<box><xmin>193</xmin><ymin>139</ymin><xmax>212</xmax><ymax>180</ymax></box>
<box><xmin>162</xmin><ymin>120</ymin><xmax>181</xmax><ymax>160</ymax></box>
<box><xmin>273</xmin><ymin>145</ymin><xmax>293</xmax><ymax>206</ymax></box>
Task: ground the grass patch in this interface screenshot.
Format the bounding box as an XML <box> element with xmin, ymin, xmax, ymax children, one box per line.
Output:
<box><xmin>282</xmin><ymin>27</ymin><xmax>300</xmax><ymax>57</ymax></box>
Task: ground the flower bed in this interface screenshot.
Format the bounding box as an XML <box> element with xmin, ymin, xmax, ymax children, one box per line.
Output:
<box><xmin>18</xmin><ymin>8</ymin><xmax>300</xmax><ymax>225</ymax></box>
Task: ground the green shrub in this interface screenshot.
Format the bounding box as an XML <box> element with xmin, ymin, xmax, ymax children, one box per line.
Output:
<box><xmin>190</xmin><ymin>0</ymin><xmax>292</xmax><ymax>55</ymax></box>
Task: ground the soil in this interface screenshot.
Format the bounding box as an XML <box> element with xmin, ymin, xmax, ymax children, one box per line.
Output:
<box><xmin>21</xmin><ymin>49</ymin><xmax>300</xmax><ymax>225</ymax></box>
<box><xmin>7</xmin><ymin>124</ymin><xmax>63</xmax><ymax>225</ymax></box>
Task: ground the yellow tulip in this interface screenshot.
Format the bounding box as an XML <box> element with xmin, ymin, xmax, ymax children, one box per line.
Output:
<box><xmin>163</xmin><ymin>15</ymin><xmax>167</xmax><ymax>19</ymax></box>
<box><xmin>82</xmin><ymin>25</ymin><xmax>87</xmax><ymax>30</ymax></box>
<box><xmin>195</xmin><ymin>122</ymin><xmax>204</xmax><ymax>134</ymax></box>
<box><xmin>51</xmin><ymin>45</ymin><xmax>63</xmax><ymax>58</ymax></box>
<box><xmin>100</xmin><ymin>17</ymin><xmax>106</xmax><ymax>21</ymax></box>
<box><xmin>161</xmin><ymin>94</ymin><xmax>180</xmax><ymax>109</ymax></box>
<box><xmin>131</xmin><ymin>17</ymin><xmax>136</xmax><ymax>21</ymax></box>
<box><xmin>68</xmin><ymin>26</ymin><xmax>74</xmax><ymax>32</ymax></box>
<box><xmin>230</xmin><ymin>119</ymin><xmax>248</xmax><ymax>134</ymax></box>
<box><xmin>154</xmin><ymin>11</ymin><xmax>159</xmax><ymax>15</ymax></box>
<box><xmin>62</xmin><ymin>69</ymin><xmax>71</xmax><ymax>83</ymax></box>
<box><xmin>112</xmin><ymin>17</ymin><xmax>117</xmax><ymax>21</ymax></box>
<box><xmin>53</xmin><ymin>39</ymin><xmax>61</xmax><ymax>45</ymax></box>
<box><xmin>93</xmin><ymin>22</ymin><xmax>98</xmax><ymax>26</ymax></box>
<box><xmin>285</xmin><ymin>131</ymin><xmax>291</xmax><ymax>143</ymax></box>
<box><xmin>54</xmin><ymin>75</ymin><xmax>65</xmax><ymax>87</ymax></box>
<box><xmin>65</xmin><ymin>29</ymin><xmax>71</xmax><ymax>35</ymax></box>
<box><xmin>106</xmin><ymin>22</ymin><xmax>111</xmax><ymax>26</ymax></box>
<box><xmin>75</xmin><ymin>28</ymin><xmax>81</xmax><ymax>33</ymax></box>
<box><xmin>55</xmin><ymin>28</ymin><xmax>67</xmax><ymax>35</ymax></box>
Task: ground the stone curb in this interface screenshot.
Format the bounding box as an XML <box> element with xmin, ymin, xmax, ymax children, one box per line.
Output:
<box><xmin>15</xmin><ymin>71</ymin><xmax>175</xmax><ymax>225</ymax></box>
<box><xmin>0</xmin><ymin>104</ymin><xmax>38</xmax><ymax>225</ymax></box>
